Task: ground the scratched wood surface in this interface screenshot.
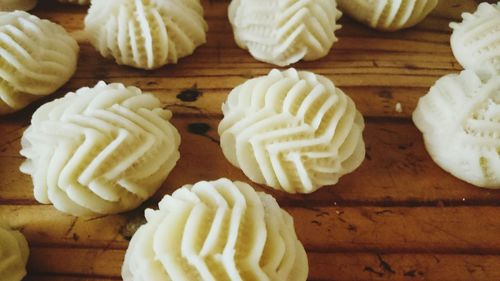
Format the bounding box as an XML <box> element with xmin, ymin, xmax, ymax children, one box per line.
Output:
<box><xmin>1</xmin><ymin>0</ymin><xmax>499</xmax><ymax>280</ymax></box>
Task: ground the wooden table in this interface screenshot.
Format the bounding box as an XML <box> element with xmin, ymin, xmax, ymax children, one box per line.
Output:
<box><xmin>1</xmin><ymin>1</ymin><xmax>499</xmax><ymax>280</ymax></box>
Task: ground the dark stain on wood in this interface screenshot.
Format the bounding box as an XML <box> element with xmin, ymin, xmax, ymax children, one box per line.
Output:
<box><xmin>315</xmin><ymin>210</ymin><xmax>330</xmax><ymax>218</ymax></box>
<box><xmin>364</xmin><ymin>266</ymin><xmax>384</xmax><ymax>277</ymax></box>
<box><xmin>397</xmin><ymin>142</ymin><xmax>414</xmax><ymax>150</ymax></box>
<box><xmin>400</xmin><ymin>152</ymin><xmax>426</xmax><ymax>173</ymax></box>
<box><xmin>337</xmin><ymin>216</ymin><xmax>347</xmax><ymax>224</ymax></box>
<box><xmin>188</xmin><ymin>122</ymin><xmax>211</xmax><ymax>135</ymax></box>
<box><xmin>119</xmin><ymin>214</ymin><xmax>147</xmax><ymax>241</ymax></box>
<box><xmin>64</xmin><ymin>217</ymin><xmax>78</xmax><ymax>237</ymax></box>
<box><xmin>177</xmin><ymin>84</ymin><xmax>202</xmax><ymax>102</ymax></box>
<box><xmin>377</xmin><ymin>254</ymin><xmax>396</xmax><ymax>274</ymax></box>
<box><xmin>311</xmin><ymin>220</ymin><xmax>322</xmax><ymax>226</ymax></box>
<box><xmin>375</xmin><ymin>209</ymin><xmax>393</xmax><ymax>215</ymax></box>
<box><xmin>398</xmin><ymin>144</ymin><xmax>408</xmax><ymax>150</ymax></box>
<box><xmin>187</xmin><ymin>123</ymin><xmax>220</xmax><ymax>144</ymax></box>
<box><xmin>404</xmin><ymin>269</ymin><xmax>424</xmax><ymax>277</ymax></box>
<box><xmin>405</xmin><ymin>63</ymin><xmax>419</xmax><ymax>70</ymax></box>
<box><xmin>378</xmin><ymin>89</ymin><xmax>393</xmax><ymax>99</ymax></box>
<box><xmin>347</xmin><ymin>224</ymin><xmax>357</xmax><ymax>232</ymax></box>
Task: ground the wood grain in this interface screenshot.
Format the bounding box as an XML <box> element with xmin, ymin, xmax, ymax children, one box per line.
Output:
<box><xmin>2</xmin><ymin>204</ymin><xmax>500</xmax><ymax>254</ymax></box>
<box><xmin>26</xmin><ymin>248</ymin><xmax>500</xmax><ymax>281</ymax></box>
<box><xmin>0</xmin><ymin>0</ymin><xmax>499</xmax><ymax>281</ymax></box>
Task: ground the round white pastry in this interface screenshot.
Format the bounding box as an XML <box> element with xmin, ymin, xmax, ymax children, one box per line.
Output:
<box><xmin>413</xmin><ymin>70</ymin><xmax>500</xmax><ymax>188</ymax></box>
<box><xmin>84</xmin><ymin>0</ymin><xmax>208</xmax><ymax>70</ymax></box>
<box><xmin>228</xmin><ymin>0</ymin><xmax>342</xmax><ymax>66</ymax></box>
<box><xmin>58</xmin><ymin>0</ymin><xmax>89</xmax><ymax>5</ymax></box>
<box><xmin>122</xmin><ymin>178</ymin><xmax>308</xmax><ymax>281</ymax></box>
<box><xmin>0</xmin><ymin>11</ymin><xmax>79</xmax><ymax>115</ymax></box>
<box><xmin>450</xmin><ymin>2</ymin><xmax>500</xmax><ymax>79</ymax></box>
<box><xmin>218</xmin><ymin>68</ymin><xmax>366</xmax><ymax>194</ymax></box>
<box><xmin>20</xmin><ymin>81</ymin><xmax>181</xmax><ymax>216</ymax></box>
<box><xmin>337</xmin><ymin>0</ymin><xmax>438</xmax><ymax>31</ymax></box>
<box><xmin>0</xmin><ymin>0</ymin><xmax>37</xmax><ymax>11</ymax></box>
<box><xmin>0</xmin><ymin>224</ymin><xmax>29</xmax><ymax>281</ymax></box>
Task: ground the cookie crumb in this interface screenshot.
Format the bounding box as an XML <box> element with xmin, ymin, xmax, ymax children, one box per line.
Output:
<box><xmin>395</xmin><ymin>102</ymin><xmax>403</xmax><ymax>113</ymax></box>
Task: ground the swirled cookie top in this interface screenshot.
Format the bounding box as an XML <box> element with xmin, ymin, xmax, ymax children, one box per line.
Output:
<box><xmin>85</xmin><ymin>0</ymin><xmax>207</xmax><ymax>69</ymax></box>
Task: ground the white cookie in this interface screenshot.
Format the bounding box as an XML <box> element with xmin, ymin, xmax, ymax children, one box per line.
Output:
<box><xmin>122</xmin><ymin>178</ymin><xmax>308</xmax><ymax>281</ymax></box>
<box><xmin>413</xmin><ymin>70</ymin><xmax>500</xmax><ymax>188</ymax></box>
<box><xmin>0</xmin><ymin>11</ymin><xmax>79</xmax><ymax>115</ymax></box>
<box><xmin>85</xmin><ymin>0</ymin><xmax>207</xmax><ymax>70</ymax></box>
<box><xmin>228</xmin><ymin>0</ymin><xmax>342</xmax><ymax>66</ymax></box>
<box><xmin>219</xmin><ymin>68</ymin><xmax>365</xmax><ymax>193</ymax></box>
<box><xmin>450</xmin><ymin>2</ymin><xmax>500</xmax><ymax>79</ymax></box>
<box><xmin>0</xmin><ymin>224</ymin><xmax>29</xmax><ymax>281</ymax></box>
<box><xmin>0</xmin><ymin>0</ymin><xmax>37</xmax><ymax>11</ymax></box>
<box><xmin>20</xmin><ymin>81</ymin><xmax>181</xmax><ymax>216</ymax></box>
<box><xmin>337</xmin><ymin>0</ymin><xmax>438</xmax><ymax>31</ymax></box>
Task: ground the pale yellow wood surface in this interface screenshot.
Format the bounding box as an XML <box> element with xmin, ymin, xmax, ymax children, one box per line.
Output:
<box><xmin>0</xmin><ymin>0</ymin><xmax>499</xmax><ymax>281</ymax></box>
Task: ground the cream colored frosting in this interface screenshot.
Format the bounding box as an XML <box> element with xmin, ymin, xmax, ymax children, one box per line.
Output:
<box><xmin>0</xmin><ymin>0</ymin><xmax>37</xmax><ymax>11</ymax></box>
<box><xmin>219</xmin><ymin>68</ymin><xmax>365</xmax><ymax>193</ymax></box>
<box><xmin>228</xmin><ymin>0</ymin><xmax>342</xmax><ymax>66</ymax></box>
<box><xmin>0</xmin><ymin>224</ymin><xmax>29</xmax><ymax>281</ymax></box>
<box><xmin>337</xmin><ymin>0</ymin><xmax>438</xmax><ymax>31</ymax></box>
<box><xmin>0</xmin><ymin>11</ymin><xmax>79</xmax><ymax>115</ymax></box>
<box><xmin>450</xmin><ymin>2</ymin><xmax>500</xmax><ymax>79</ymax></box>
<box><xmin>58</xmin><ymin>0</ymin><xmax>89</xmax><ymax>5</ymax></box>
<box><xmin>413</xmin><ymin>70</ymin><xmax>500</xmax><ymax>188</ymax></box>
<box><xmin>20</xmin><ymin>81</ymin><xmax>181</xmax><ymax>216</ymax></box>
<box><xmin>84</xmin><ymin>0</ymin><xmax>207</xmax><ymax>70</ymax></box>
<box><xmin>122</xmin><ymin>178</ymin><xmax>308</xmax><ymax>281</ymax></box>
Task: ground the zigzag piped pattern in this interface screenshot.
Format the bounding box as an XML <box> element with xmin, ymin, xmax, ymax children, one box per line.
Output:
<box><xmin>218</xmin><ymin>69</ymin><xmax>366</xmax><ymax>193</ymax></box>
<box><xmin>0</xmin><ymin>224</ymin><xmax>29</xmax><ymax>281</ymax></box>
<box><xmin>337</xmin><ymin>0</ymin><xmax>438</xmax><ymax>31</ymax></box>
<box><xmin>450</xmin><ymin>1</ymin><xmax>500</xmax><ymax>79</ymax></box>
<box><xmin>228</xmin><ymin>0</ymin><xmax>342</xmax><ymax>66</ymax></box>
<box><xmin>122</xmin><ymin>178</ymin><xmax>308</xmax><ymax>281</ymax></box>
<box><xmin>84</xmin><ymin>0</ymin><xmax>207</xmax><ymax>70</ymax></box>
<box><xmin>0</xmin><ymin>11</ymin><xmax>78</xmax><ymax>115</ymax></box>
<box><xmin>19</xmin><ymin>82</ymin><xmax>181</xmax><ymax>216</ymax></box>
<box><xmin>413</xmin><ymin>70</ymin><xmax>500</xmax><ymax>188</ymax></box>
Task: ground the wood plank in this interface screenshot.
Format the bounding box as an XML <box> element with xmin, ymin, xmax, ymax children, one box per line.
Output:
<box><xmin>60</xmin><ymin>77</ymin><xmax>440</xmax><ymax>119</ymax></box>
<box><xmin>23</xmin><ymin>0</ymin><xmax>466</xmax><ymax>119</ymax></box>
<box><xmin>0</xmin><ymin>46</ymin><xmax>457</xmax><ymax>118</ymax></box>
<box><xmin>0</xmin><ymin>205</ymin><xmax>129</xmax><ymax>249</ymax></box>
<box><xmin>26</xmin><ymin>247</ymin><xmax>500</xmax><ymax>281</ymax></box>
<box><xmin>309</xmin><ymin>252</ymin><xmax>500</xmax><ymax>281</ymax></box>
<box><xmin>2</xmin><ymin>117</ymin><xmax>499</xmax><ymax>205</ymax></box>
<box><xmin>0</xmin><ymin>70</ymin><xmax>455</xmax><ymax>119</ymax></box>
<box><xmin>3</xmin><ymin>205</ymin><xmax>500</xmax><ymax>253</ymax></box>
